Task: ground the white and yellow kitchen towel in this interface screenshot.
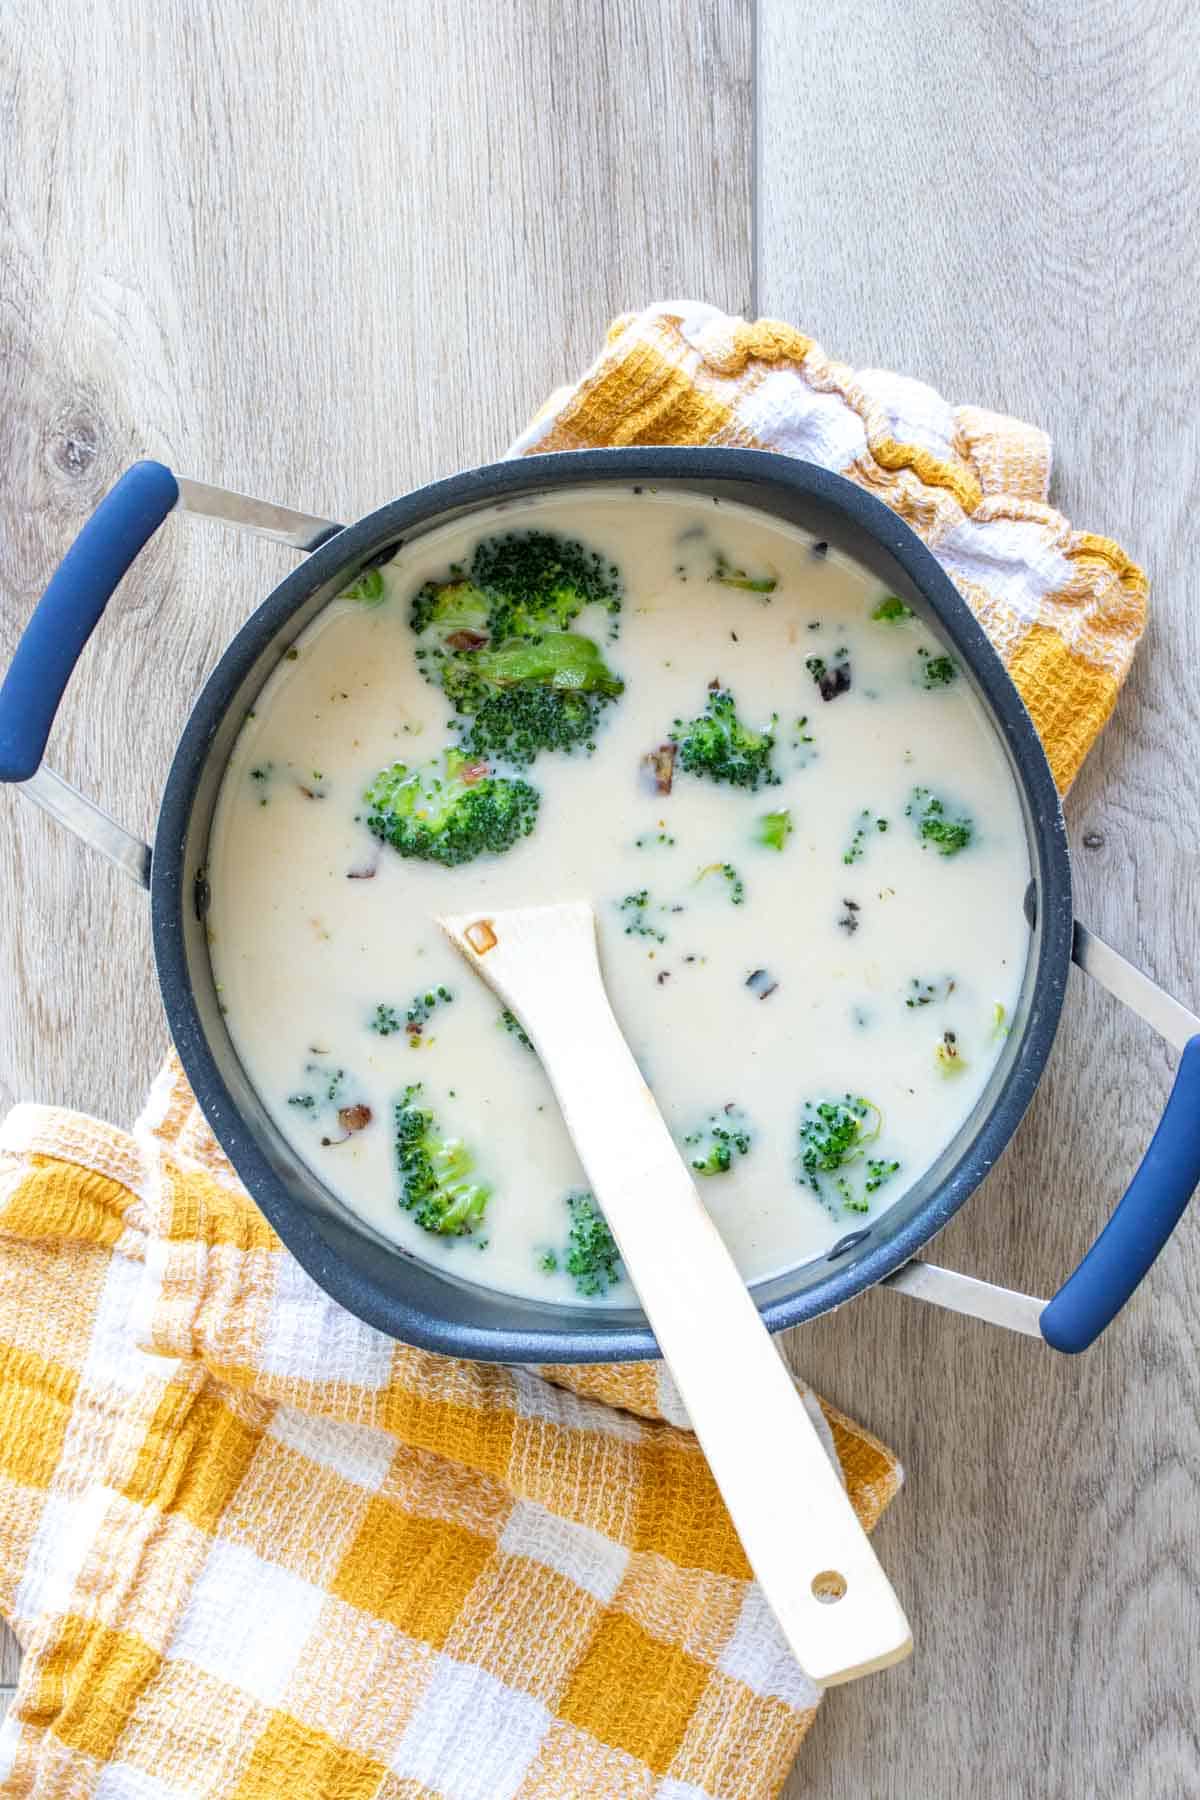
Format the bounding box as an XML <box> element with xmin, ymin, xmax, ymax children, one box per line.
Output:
<box><xmin>514</xmin><ymin>302</ymin><xmax>1147</xmax><ymax>792</ymax></box>
<box><xmin>0</xmin><ymin>305</ymin><xmax>1146</xmax><ymax>1799</ymax></box>
<box><xmin>0</xmin><ymin>1063</ymin><xmax>899</xmax><ymax>1799</ymax></box>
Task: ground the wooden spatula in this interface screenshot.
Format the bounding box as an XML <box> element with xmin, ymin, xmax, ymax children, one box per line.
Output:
<box><xmin>439</xmin><ymin>899</ymin><xmax>912</xmax><ymax>1687</ymax></box>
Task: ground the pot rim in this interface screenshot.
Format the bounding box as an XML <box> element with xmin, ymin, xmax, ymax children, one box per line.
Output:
<box><xmin>152</xmin><ymin>447</ymin><xmax>1073</xmax><ymax>1361</ymax></box>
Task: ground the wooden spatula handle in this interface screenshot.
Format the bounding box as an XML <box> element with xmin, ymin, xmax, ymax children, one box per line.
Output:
<box><xmin>441</xmin><ymin>901</ymin><xmax>911</xmax><ymax>1687</ymax></box>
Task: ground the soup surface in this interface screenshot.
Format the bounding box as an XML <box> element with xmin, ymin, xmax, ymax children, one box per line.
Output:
<box><xmin>208</xmin><ymin>487</ymin><xmax>1030</xmax><ymax>1305</ymax></box>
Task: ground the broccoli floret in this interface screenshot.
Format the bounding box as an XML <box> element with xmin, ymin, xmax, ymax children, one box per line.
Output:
<box><xmin>339</xmin><ymin>567</ymin><xmax>386</xmax><ymax>606</ymax></box>
<box><xmin>364</xmin><ymin>750</ymin><xmax>539</xmax><ymax>867</ymax></box>
<box><xmin>918</xmin><ymin>648</ymin><xmax>958</xmax><ymax>688</ymax></box>
<box><xmin>669</xmin><ymin>686</ymin><xmax>779</xmax><ymax>790</ymax></box>
<box><xmin>409</xmin><ymin>533</ymin><xmax>625</xmax><ymax>767</ymax></box>
<box><xmin>371</xmin><ymin>1004</ymin><xmax>403</xmax><ymax>1037</ymax></box>
<box><xmin>394</xmin><ymin>1083</ymin><xmax>491</xmax><ymax>1236</ymax></box>
<box><xmin>537</xmin><ymin>1249</ymin><xmax>559</xmax><ymax>1273</ymax></box>
<box><xmin>797</xmin><ymin>1095</ymin><xmax>898</xmax><ymax>1215</ymax></box>
<box><xmin>906</xmin><ymin>786</ymin><xmax>973</xmax><ymax>856</ymax></box>
<box><xmin>564</xmin><ymin>1190</ymin><xmax>622</xmax><ymax>1297</ymax></box>
<box><xmin>798</xmin><ymin>1096</ymin><xmax>879</xmax><ymax>1185</ymax></box>
<box><xmin>412</xmin><ymin>531</ymin><xmax>621</xmax><ymax>643</ymax></box>
<box><xmin>757</xmin><ymin>809</ymin><xmax>792</xmax><ymax>851</ymax></box>
<box><xmin>871</xmin><ymin>596</ymin><xmax>913</xmax><ymax>622</ymax></box>
<box><xmin>409</xmin><ymin>576</ymin><xmax>491</xmax><ymax>645</ymax></box>
<box><xmin>441</xmin><ymin>633</ymin><xmax>624</xmax><ymax>765</ymax></box>
<box><xmin>443</xmin><ymin>632</ymin><xmax>623</xmax><ymax>703</ymax></box>
<box><xmin>684</xmin><ymin>1106</ymin><xmax>751</xmax><ymax>1176</ymax></box>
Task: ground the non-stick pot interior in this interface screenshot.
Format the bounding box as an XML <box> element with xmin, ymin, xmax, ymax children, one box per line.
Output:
<box><xmin>154</xmin><ymin>450</ymin><xmax>1071</xmax><ymax>1361</ymax></box>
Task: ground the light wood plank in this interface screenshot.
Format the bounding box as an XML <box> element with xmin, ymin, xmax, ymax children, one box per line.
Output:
<box><xmin>0</xmin><ymin>0</ymin><xmax>751</xmax><ymax>1723</ymax></box>
<box><xmin>0</xmin><ymin>1630</ymin><xmax>16</xmax><ymax>1728</ymax></box>
<box><xmin>762</xmin><ymin>2</ymin><xmax>1200</xmax><ymax>1794</ymax></box>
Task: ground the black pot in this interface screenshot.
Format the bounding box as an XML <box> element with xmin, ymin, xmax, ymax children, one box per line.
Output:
<box><xmin>2</xmin><ymin>449</ymin><xmax>1196</xmax><ymax>1359</ymax></box>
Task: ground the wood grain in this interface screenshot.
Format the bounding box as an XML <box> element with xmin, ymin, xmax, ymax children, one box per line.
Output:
<box><xmin>0</xmin><ymin>0</ymin><xmax>751</xmax><ymax>1732</ymax></box>
<box><xmin>3</xmin><ymin>0</ymin><xmax>1196</xmax><ymax>1789</ymax></box>
<box><xmin>761</xmin><ymin>2</ymin><xmax>1200</xmax><ymax>1795</ymax></box>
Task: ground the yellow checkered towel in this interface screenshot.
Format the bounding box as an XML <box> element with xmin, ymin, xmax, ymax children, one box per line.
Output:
<box><xmin>514</xmin><ymin>303</ymin><xmax>1147</xmax><ymax>791</ymax></box>
<box><xmin>0</xmin><ymin>304</ymin><xmax>1147</xmax><ymax>1798</ymax></box>
<box><xmin>0</xmin><ymin>1063</ymin><xmax>899</xmax><ymax>1798</ymax></box>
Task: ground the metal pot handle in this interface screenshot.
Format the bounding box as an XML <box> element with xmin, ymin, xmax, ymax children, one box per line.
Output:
<box><xmin>0</xmin><ymin>461</ymin><xmax>340</xmax><ymax>885</ymax></box>
<box><xmin>885</xmin><ymin>923</ymin><xmax>1200</xmax><ymax>1352</ymax></box>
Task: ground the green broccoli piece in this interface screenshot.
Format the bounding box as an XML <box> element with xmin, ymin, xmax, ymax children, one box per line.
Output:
<box><xmin>684</xmin><ymin>1106</ymin><xmax>751</xmax><ymax>1176</ymax></box>
<box><xmin>906</xmin><ymin>786</ymin><xmax>973</xmax><ymax>856</ymax></box>
<box><xmin>695</xmin><ymin>862</ymin><xmax>745</xmax><ymax>905</ymax></box>
<box><xmin>871</xmin><ymin>596</ymin><xmax>913</xmax><ymax>622</ymax></box>
<box><xmin>617</xmin><ymin>889</ymin><xmax>668</xmax><ymax>942</ymax></box>
<box><xmin>403</xmin><ymin>986</ymin><xmax>453</xmax><ymax>1044</ymax></box>
<box><xmin>394</xmin><ymin>1083</ymin><xmax>491</xmax><ymax>1236</ymax></box>
<box><xmin>443</xmin><ymin>633</ymin><xmax>624</xmax><ymax>765</ymax></box>
<box><xmin>499</xmin><ymin>1008</ymin><xmax>534</xmax><ymax>1052</ymax></box>
<box><xmin>287</xmin><ymin>1063</ymin><xmax>347</xmax><ymax>1114</ymax></box>
<box><xmin>797</xmin><ymin>1096</ymin><xmax>902</xmax><ymax>1215</ymax></box>
<box><xmin>364</xmin><ymin>749</ymin><xmax>539</xmax><ymax>867</ymax></box>
<box><xmin>843</xmin><ymin>810</ymin><xmax>889</xmax><ymax>865</ymax></box>
<box><xmin>409</xmin><ymin>532</ymin><xmax>625</xmax><ymax>767</ymax></box>
<box><xmin>711</xmin><ymin>552</ymin><xmax>777</xmax><ymax>594</ymax></box>
<box><xmin>798</xmin><ymin>1096</ymin><xmax>879</xmax><ymax>1184</ymax></box>
<box><xmin>409</xmin><ymin>576</ymin><xmax>491</xmax><ymax>645</ymax></box>
<box><xmin>537</xmin><ymin>1249</ymin><xmax>559</xmax><ymax>1274</ymax></box>
<box><xmin>838</xmin><ymin>1153</ymin><xmax>901</xmax><ymax>1213</ymax></box>
<box><xmin>411</xmin><ymin>532</ymin><xmax>621</xmax><ymax>644</ymax></box>
<box><xmin>669</xmin><ymin>686</ymin><xmax>779</xmax><ymax>790</ymax></box>
<box><xmin>370</xmin><ymin>1004</ymin><xmax>404</xmax><ymax>1037</ymax></box>
<box><xmin>443</xmin><ymin>632</ymin><xmax>623</xmax><ymax>703</ymax></box>
<box><xmin>756</xmin><ymin>809</ymin><xmax>792</xmax><ymax>851</ymax></box>
<box><xmin>918</xmin><ymin>649</ymin><xmax>958</xmax><ymax>688</ymax></box>
<box><xmin>340</xmin><ymin>566</ymin><xmax>386</xmax><ymax>606</ymax></box>
<box><xmin>564</xmin><ymin>1190</ymin><xmax>622</xmax><ymax>1297</ymax></box>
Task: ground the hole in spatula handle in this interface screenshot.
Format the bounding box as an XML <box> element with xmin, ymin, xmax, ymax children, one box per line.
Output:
<box><xmin>812</xmin><ymin>1569</ymin><xmax>848</xmax><ymax>1604</ymax></box>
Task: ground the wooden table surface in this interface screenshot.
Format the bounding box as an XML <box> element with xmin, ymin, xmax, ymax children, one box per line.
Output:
<box><xmin>2</xmin><ymin>2</ymin><xmax>1197</xmax><ymax>1792</ymax></box>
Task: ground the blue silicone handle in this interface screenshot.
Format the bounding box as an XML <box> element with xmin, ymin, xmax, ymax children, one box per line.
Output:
<box><xmin>1040</xmin><ymin>1035</ymin><xmax>1200</xmax><ymax>1352</ymax></box>
<box><xmin>0</xmin><ymin>460</ymin><xmax>178</xmax><ymax>782</ymax></box>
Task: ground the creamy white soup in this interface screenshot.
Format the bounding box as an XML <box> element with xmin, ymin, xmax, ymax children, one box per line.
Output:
<box><xmin>208</xmin><ymin>487</ymin><xmax>1029</xmax><ymax>1305</ymax></box>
